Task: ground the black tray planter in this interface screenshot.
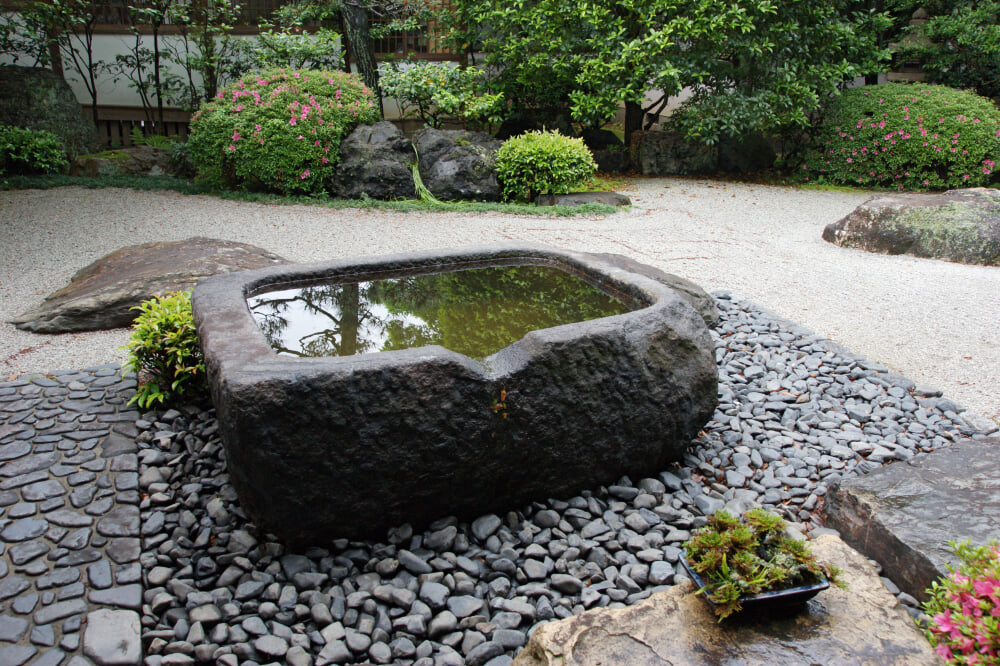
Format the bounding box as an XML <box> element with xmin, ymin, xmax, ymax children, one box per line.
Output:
<box><xmin>680</xmin><ymin>554</ymin><xmax>831</xmax><ymax>616</ymax></box>
<box><xmin>680</xmin><ymin>508</ymin><xmax>841</xmax><ymax>620</ymax></box>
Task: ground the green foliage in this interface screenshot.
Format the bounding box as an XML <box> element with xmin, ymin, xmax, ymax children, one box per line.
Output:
<box><xmin>0</xmin><ymin>126</ymin><xmax>69</xmax><ymax>176</ymax></box>
<box><xmin>495</xmin><ymin>130</ymin><xmax>597</xmax><ymax>201</ymax></box>
<box><xmin>161</xmin><ymin>0</ymin><xmax>245</xmax><ymax>110</ymax></box>
<box><xmin>893</xmin><ymin>1</ymin><xmax>1000</xmax><ymax>100</ymax></box>
<box><xmin>186</xmin><ymin>68</ymin><xmax>379</xmax><ymax>194</ymax></box>
<box><xmin>922</xmin><ymin>540</ymin><xmax>1000</xmax><ymax>664</ymax></box>
<box><xmin>452</xmin><ymin>0</ymin><xmax>890</xmax><ymax>144</ymax></box>
<box><xmin>129</xmin><ymin>127</ymin><xmax>175</xmax><ymax>149</ymax></box>
<box><xmin>684</xmin><ymin>509</ymin><xmax>841</xmax><ymax>620</ymax></box>
<box><xmin>800</xmin><ymin>83</ymin><xmax>1000</xmax><ymax>190</ymax></box>
<box><xmin>379</xmin><ymin>61</ymin><xmax>504</xmax><ymax>129</ymax></box>
<box><xmin>233</xmin><ymin>5</ymin><xmax>343</xmax><ymax>74</ymax></box>
<box><xmin>122</xmin><ymin>291</ymin><xmax>206</xmax><ymax>409</ymax></box>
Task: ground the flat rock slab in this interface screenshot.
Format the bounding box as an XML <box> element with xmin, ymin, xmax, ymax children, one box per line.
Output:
<box><xmin>823</xmin><ymin>187</ymin><xmax>1000</xmax><ymax>265</ymax></box>
<box><xmin>11</xmin><ymin>237</ymin><xmax>287</xmax><ymax>333</ymax></box>
<box><xmin>513</xmin><ymin>534</ymin><xmax>939</xmax><ymax>666</ymax></box>
<box><xmin>536</xmin><ymin>192</ymin><xmax>631</xmax><ymax>207</ymax></box>
<box><xmin>824</xmin><ymin>437</ymin><xmax>1000</xmax><ymax>602</ymax></box>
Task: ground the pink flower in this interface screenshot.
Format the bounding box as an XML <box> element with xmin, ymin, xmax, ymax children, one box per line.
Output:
<box><xmin>255</xmin><ymin>124</ymin><xmax>262</xmax><ymax>131</ymax></box>
<box><xmin>300</xmin><ymin>170</ymin><xmax>310</xmax><ymax>179</ymax></box>
<box><xmin>227</xmin><ymin>144</ymin><xmax>236</xmax><ymax>152</ymax></box>
<box><xmin>232</xmin><ymin>131</ymin><xmax>241</xmax><ymax>141</ymax></box>
<box><xmin>924</xmin><ymin>180</ymin><xmax>930</xmax><ymax>185</ymax></box>
<box><xmin>321</xmin><ymin>157</ymin><xmax>329</xmax><ymax>164</ymax></box>
<box><xmin>289</xmin><ymin>118</ymin><xmax>297</xmax><ymax>126</ymax></box>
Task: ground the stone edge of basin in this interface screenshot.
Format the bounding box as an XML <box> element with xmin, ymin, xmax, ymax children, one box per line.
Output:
<box><xmin>191</xmin><ymin>242</ymin><xmax>708</xmax><ymax>382</ymax></box>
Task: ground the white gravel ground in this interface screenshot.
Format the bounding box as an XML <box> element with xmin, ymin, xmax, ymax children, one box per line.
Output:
<box><xmin>1</xmin><ymin>179</ymin><xmax>998</xmax><ymax>423</ymax></box>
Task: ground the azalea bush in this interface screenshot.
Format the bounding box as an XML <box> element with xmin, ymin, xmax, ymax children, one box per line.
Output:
<box><xmin>186</xmin><ymin>68</ymin><xmax>379</xmax><ymax>194</ymax></box>
<box><xmin>495</xmin><ymin>130</ymin><xmax>596</xmax><ymax>201</ymax></box>
<box><xmin>923</xmin><ymin>540</ymin><xmax>1000</xmax><ymax>664</ymax></box>
<box><xmin>122</xmin><ymin>291</ymin><xmax>206</xmax><ymax>408</ymax></box>
<box><xmin>379</xmin><ymin>60</ymin><xmax>504</xmax><ymax>129</ymax></box>
<box><xmin>800</xmin><ymin>83</ymin><xmax>1000</xmax><ymax>190</ymax></box>
<box><xmin>0</xmin><ymin>126</ymin><xmax>68</xmax><ymax>175</ymax></box>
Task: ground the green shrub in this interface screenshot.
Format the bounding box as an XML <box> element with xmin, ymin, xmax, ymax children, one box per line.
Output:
<box><xmin>186</xmin><ymin>68</ymin><xmax>379</xmax><ymax>194</ymax></box>
<box><xmin>122</xmin><ymin>291</ymin><xmax>206</xmax><ymax>408</ymax></box>
<box><xmin>379</xmin><ymin>61</ymin><xmax>504</xmax><ymax>129</ymax></box>
<box><xmin>495</xmin><ymin>130</ymin><xmax>597</xmax><ymax>201</ymax></box>
<box><xmin>0</xmin><ymin>126</ymin><xmax>68</xmax><ymax>175</ymax></box>
<box><xmin>801</xmin><ymin>84</ymin><xmax>1000</xmax><ymax>190</ymax></box>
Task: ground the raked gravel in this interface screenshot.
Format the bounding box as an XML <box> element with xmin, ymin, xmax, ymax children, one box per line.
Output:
<box><xmin>0</xmin><ymin>178</ymin><xmax>998</xmax><ymax>422</ymax></box>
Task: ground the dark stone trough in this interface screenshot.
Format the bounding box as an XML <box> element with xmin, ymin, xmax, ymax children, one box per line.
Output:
<box><xmin>192</xmin><ymin>245</ymin><xmax>718</xmax><ymax>546</ymax></box>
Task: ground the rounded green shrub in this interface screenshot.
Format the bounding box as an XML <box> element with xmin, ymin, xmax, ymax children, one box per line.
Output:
<box><xmin>495</xmin><ymin>130</ymin><xmax>597</xmax><ymax>201</ymax></box>
<box><xmin>122</xmin><ymin>291</ymin><xmax>206</xmax><ymax>409</ymax></box>
<box><xmin>801</xmin><ymin>84</ymin><xmax>1000</xmax><ymax>191</ymax></box>
<box><xmin>0</xmin><ymin>125</ymin><xmax>68</xmax><ymax>175</ymax></box>
<box><xmin>186</xmin><ymin>68</ymin><xmax>379</xmax><ymax>195</ymax></box>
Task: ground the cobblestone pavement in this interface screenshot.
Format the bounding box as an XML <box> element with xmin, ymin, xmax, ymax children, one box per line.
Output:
<box><xmin>0</xmin><ymin>367</ymin><xmax>142</xmax><ymax>666</ymax></box>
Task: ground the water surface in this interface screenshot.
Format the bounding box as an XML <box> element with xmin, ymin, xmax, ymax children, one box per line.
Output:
<box><xmin>247</xmin><ymin>264</ymin><xmax>631</xmax><ymax>359</ymax></box>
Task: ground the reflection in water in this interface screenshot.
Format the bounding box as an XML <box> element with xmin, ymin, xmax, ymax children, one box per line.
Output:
<box><xmin>247</xmin><ymin>265</ymin><xmax>632</xmax><ymax>359</ymax></box>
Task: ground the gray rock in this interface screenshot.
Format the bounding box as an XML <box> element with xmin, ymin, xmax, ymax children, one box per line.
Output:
<box><xmin>823</xmin><ymin>188</ymin><xmax>1000</xmax><ymax>266</ymax></box>
<box><xmin>825</xmin><ymin>438</ymin><xmax>1000</xmax><ymax>602</ymax></box>
<box><xmin>254</xmin><ymin>635</ymin><xmax>289</xmax><ymax>659</ymax></box>
<box><xmin>329</xmin><ymin>122</ymin><xmax>416</xmax><ymax>200</ymax></box>
<box><xmin>419</xmin><ymin>581</ymin><xmax>450</xmax><ymax>610</ymax></box>
<box><xmin>413</xmin><ymin>128</ymin><xmax>502</xmax><ymax>201</ymax></box>
<box><xmin>471</xmin><ymin>514</ymin><xmax>502</xmax><ymax>542</ymax></box>
<box><xmin>629</xmin><ymin>130</ymin><xmax>717</xmax><ymax>176</ymax></box>
<box><xmin>0</xmin><ymin>615</ymin><xmax>30</xmax><ymax>642</ymax></box>
<box><xmin>512</xmin><ymin>535</ymin><xmax>940</xmax><ymax>666</ymax></box>
<box><xmin>467</xmin><ymin>640</ymin><xmax>505</xmax><ymax>666</ymax></box>
<box><xmin>0</xmin><ymin>65</ymin><xmax>100</xmax><ymax>158</ymax></box>
<box><xmin>12</xmin><ymin>237</ymin><xmax>287</xmax><ymax>333</ymax></box>
<box><xmin>83</xmin><ymin>609</ymin><xmax>141</xmax><ymax>666</ymax></box>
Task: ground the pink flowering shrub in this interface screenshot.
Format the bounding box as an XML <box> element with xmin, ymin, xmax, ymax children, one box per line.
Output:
<box><xmin>922</xmin><ymin>540</ymin><xmax>1000</xmax><ymax>664</ymax></box>
<box><xmin>187</xmin><ymin>69</ymin><xmax>379</xmax><ymax>194</ymax></box>
<box><xmin>800</xmin><ymin>84</ymin><xmax>1000</xmax><ymax>191</ymax></box>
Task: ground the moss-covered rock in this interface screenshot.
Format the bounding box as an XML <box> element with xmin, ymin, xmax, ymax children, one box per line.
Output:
<box><xmin>0</xmin><ymin>65</ymin><xmax>101</xmax><ymax>158</ymax></box>
<box><xmin>822</xmin><ymin>188</ymin><xmax>1000</xmax><ymax>265</ymax></box>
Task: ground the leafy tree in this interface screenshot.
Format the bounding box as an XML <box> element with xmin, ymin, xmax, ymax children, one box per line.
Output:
<box><xmin>454</xmin><ymin>0</ymin><xmax>890</xmax><ymax>146</ymax></box>
<box><xmin>163</xmin><ymin>0</ymin><xmax>245</xmax><ymax>110</ymax></box>
<box><xmin>891</xmin><ymin>0</ymin><xmax>1000</xmax><ymax>100</ymax></box>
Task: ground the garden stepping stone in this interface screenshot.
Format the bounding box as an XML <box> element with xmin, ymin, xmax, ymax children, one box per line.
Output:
<box><xmin>11</xmin><ymin>237</ymin><xmax>287</xmax><ymax>332</ymax></box>
<box><xmin>824</xmin><ymin>436</ymin><xmax>1000</xmax><ymax>602</ymax></box>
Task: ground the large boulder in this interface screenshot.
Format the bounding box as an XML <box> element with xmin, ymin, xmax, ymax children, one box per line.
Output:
<box><xmin>513</xmin><ymin>534</ymin><xmax>940</xmax><ymax>666</ymax></box>
<box><xmin>329</xmin><ymin>121</ymin><xmax>416</xmax><ymax>199</ymax></box>
<box><xmin>824</xmin><ymin>437</ymin><xmax>1000</xmax><ymax>602</ymax></box>
<box><xmin>0</xmin><ymin>65</ymin><xmax>101</xmax><ymax>158</ymax></box>
<box><xmin>823</xmin><ymin>188</ymin><xmax>1000</xmax><ymax>265</ymax></box>
<box><xmin>629</xmin><ymin>130</ymin><xmax>717</xmax><ymax>176</ymax></box>
<box><xmin>11</xmin><ymin>237</ymin><xmax>287</xmax><ymax>333</ymax></box>
<box><xmin>70</xmin><ymin>146</ymin><xmax>174</xmax><ymax>177</ymax></box>
<box><xmin>412</xmin><ymin>127</ymin><xmax>502</xmax><ymax>201</ymax></box>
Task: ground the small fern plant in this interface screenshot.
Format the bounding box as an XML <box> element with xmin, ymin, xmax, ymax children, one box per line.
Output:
<box><xmin>122</xmin><ymin>291</ymin><xmax>206</xmax><ymax>408</ymax></box>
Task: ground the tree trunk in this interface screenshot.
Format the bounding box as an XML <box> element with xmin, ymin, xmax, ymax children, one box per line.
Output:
<box><xmin>624</xmin><ymin>100</ymin><xmax>644</xmax><ymax>149</ymax></box>
<box><xmin>338</xmin><ymin>283</ymin><xmax>360</xmax><ymax>356</ymax></box>
<box><xmin>341</xmin><ymin>1</ymin><xmax>383</xmax><ymax>117</ymax></box>
<box><xmin>153</xmin><ymin>27</ymin><xmax>165</xmax><ymax>133</ymax></box>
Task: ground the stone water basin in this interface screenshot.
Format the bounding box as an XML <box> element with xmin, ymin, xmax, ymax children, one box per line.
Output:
<box><xmin>191</xmin><ymin>244</ymin><xmax>718</xmax><ymax>545</ymax></box>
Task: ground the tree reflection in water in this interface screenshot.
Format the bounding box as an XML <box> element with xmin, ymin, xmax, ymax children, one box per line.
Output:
<box><xmin>248</xmin><ymin>266</ymin><xmax>630</xmax><ymax>359</ymax></box>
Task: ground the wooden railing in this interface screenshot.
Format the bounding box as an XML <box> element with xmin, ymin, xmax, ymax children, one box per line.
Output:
<box><xmin>86</xmin><ymin>105</ymin><xmax>192</xmax><ymax>148</ymax></box>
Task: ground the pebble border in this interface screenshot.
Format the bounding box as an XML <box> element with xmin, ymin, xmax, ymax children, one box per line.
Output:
<box><xmin>1</xmin><ymin>293</ymin><xmax>996</xmax><ymax>666</ymax></box>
